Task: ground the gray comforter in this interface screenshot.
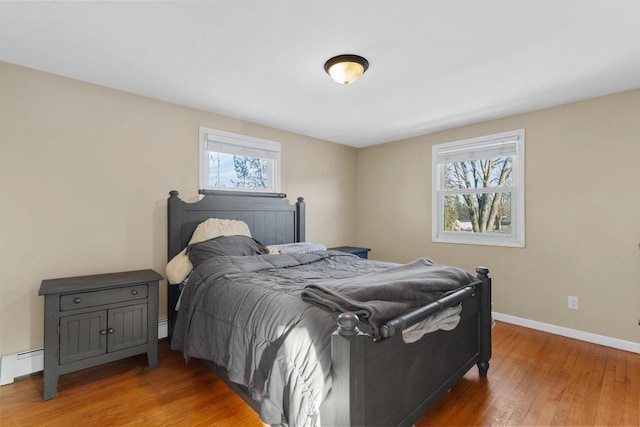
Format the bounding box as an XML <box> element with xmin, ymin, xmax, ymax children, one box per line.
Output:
<box><xmin>171</xmin><ymin>251</ymin><xmax>475</xmax><ymax>426</ymax></box>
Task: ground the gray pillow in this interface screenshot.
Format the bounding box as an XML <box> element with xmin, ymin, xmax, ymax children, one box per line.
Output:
<box><xmin>186</xmin><ymin>235</ymin><xmax>269</xmax><ymax>267</ymax></box>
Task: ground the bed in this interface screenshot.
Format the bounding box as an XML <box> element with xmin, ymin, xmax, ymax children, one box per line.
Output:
<box><xmin>167</xmin><ymin>190</ymin><xmax>492</xmax><ymax>427</ymax></box>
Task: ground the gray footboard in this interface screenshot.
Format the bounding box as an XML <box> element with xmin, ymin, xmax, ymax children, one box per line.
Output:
<box><xmin>325</xmin><ymin>267</ymin><xmax>492</xmax><ymax>426</ymax></box>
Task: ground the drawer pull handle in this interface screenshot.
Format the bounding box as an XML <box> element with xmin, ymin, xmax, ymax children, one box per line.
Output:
<box><xmin>107</xmin><ymin>328</ymin><xmax>115</xmax><ymax>334</ymax></box>
<box><xmin>73</xmin><ymin>298</ymin><xmax>82</xmax><ymax>304</ymax></box>
<box><xmin>131</xmin><ymin>289</ymin><xmax>138</xmax><ymax>295</ymax></box>
<box><xmin>99</xmin><ymin>329</ymin><xmax>107</xmax><ymax>335</ymax></box>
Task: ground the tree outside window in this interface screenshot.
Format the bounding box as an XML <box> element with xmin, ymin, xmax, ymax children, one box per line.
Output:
<box><xmin>444</xmin><ymin>156</ymin><xmax>512</xmax><ymax>234</ymax></box>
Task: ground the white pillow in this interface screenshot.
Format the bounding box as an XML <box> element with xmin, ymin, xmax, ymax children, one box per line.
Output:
<box><xmin>269</xmin><ymin>242</ymin><xmax>327</xmax><ymax>254</ymax></box>
<box><xmin>165</xmin><ymin>218</ymin><xmax>251</xmax><ymax>284</ymax></box>
<box><xmin>266</xmin><ymin>246</ymin><xmax>280</xmax><ymax>255</ymax></box>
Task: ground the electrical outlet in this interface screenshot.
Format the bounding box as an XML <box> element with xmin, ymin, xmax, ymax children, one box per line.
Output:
<box><xmin>568</xmin><ymin>296</ymin><xmax>579</xmax><ymax>310</ymax></box>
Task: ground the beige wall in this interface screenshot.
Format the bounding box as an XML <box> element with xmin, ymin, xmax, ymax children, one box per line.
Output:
<box><xmin>0</xmin><ymin>62</ymin><xmax>358</xmax><ymax>355</ymax></box>
<box><xmin>2</xmin><ymin>59</ymin><xmax>638</xmax><ymax>357</ymax></box>
<box><xmin>357</xmin><ymin>89</ymin><xmax>640</xmax><ymax>343</ymax></box>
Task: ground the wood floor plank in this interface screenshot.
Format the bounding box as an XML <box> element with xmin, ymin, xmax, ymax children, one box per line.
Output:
<box><xmin>1</xmin><ymin>321</ymin><xmax>638</xmax><ymax>426</ymax></box>
<box><xmin>569</xmin><ymin>343</ymin><xmax>607</xmax><ymax>425</ymax></box>
<box><xmin>519</xmin><ymin>335</ymin><xmax>568</xmax><ymax>426</ymax></box>
<box><xmin>609</xmin><ymin>348</ymin><xmax>630</xmax><ymax>426</ymax></box>
<box><xmin>623</xmin><ymin>351</ymin><xmax>640</xmax><ymax>426</ymax></box>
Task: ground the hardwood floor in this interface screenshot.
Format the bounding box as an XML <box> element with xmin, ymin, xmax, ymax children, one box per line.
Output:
<box><xmin>420</xmin><ymin>322</ymin><xmax>639</xmax><ymax>426</ymax></box>
<box><xmin>1</xmin><ymin>321</ymin><xmax>638</xmax><ymax>426</ymax></box>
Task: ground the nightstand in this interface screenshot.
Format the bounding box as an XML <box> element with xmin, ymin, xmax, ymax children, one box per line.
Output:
<box><xmin>329</xmin><ymin>246</ymin><xmax>371</xmax><ymax>259</ymax></box>
<box><xmin>38</xmin><ymin>269</ymin><xmax>163</xmax><ymax>400</ymax></box>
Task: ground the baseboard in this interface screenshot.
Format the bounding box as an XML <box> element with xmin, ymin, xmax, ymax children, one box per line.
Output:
<box><xmin>0</xmin><ymin>348</ymin><xmax>44</xmax><ymax>386</ymax></box>
<box><xmin>493</xmin><ymin>312</ymin><xmax>640</xmax><ymax>354</ymax></box>
<box><xmin>1</xmin><ymin>319</ymin><xmax>170</xmax><ymax>386</ymax></box>
<box><xmin>158</xmin><ymin>318</ymin><xmax>168</xmax><ymax>340</ymax></box>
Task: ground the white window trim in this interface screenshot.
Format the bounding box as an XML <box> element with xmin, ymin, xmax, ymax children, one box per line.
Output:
<box><xmin>199</xmin><ymin>126</ymin><xmax>281</xmax><ymax>193</ymax></box>
<box><xmin>432</xmin><ymin>129</ymin><xmax>525</xmax><ymax>248</ymax></box>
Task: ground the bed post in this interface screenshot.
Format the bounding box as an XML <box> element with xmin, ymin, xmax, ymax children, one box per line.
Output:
<box><xmin>295</xmin><ymin>197</ymin><xmax>305</xmax><ymax>243</ymax></box>
<box><xmin>167</xmin><ymin>190</ymin><xmax>185</xmax><ymax>259</ymax></box>
<box><xmin>330</xmin><ymin>312</ymin><xmax>366</xmax><ymax>426</ymax></box>
<box><xmin>167</xmin><ymin>190</ymin><xmax>184</xmax><ymax>339</ymax></box>
<box><xmin>476</xmin><ymin>266</ymin><xmax>492</xmax><ymax>377</ymax></box>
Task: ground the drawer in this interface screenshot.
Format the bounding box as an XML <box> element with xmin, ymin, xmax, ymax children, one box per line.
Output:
<box><xmin>60</xmin><ymin>284</ymin><xmax>148</xmax><ymax>311</ymax></box>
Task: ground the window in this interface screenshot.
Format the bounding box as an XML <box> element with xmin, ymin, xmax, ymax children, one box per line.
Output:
<box><xmin>199</xmin><ymin>127</ymin><xmax>281</xmax><ymax>193</ymax></box>
<box><xmin>432</xmin><ymin>129</ymin><xmax>525</xmax><ymax>247</ymax></box>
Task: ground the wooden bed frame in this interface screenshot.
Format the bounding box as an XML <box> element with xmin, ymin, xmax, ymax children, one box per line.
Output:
<box><xmin>167</xmin><ymin>190</ymin><xmax>492</xmax><ymax>426</ymax></box>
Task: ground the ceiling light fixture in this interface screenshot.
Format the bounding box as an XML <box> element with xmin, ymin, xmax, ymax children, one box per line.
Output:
<box><xmin>324</xmin><ymin>54</ymin><xmax>369</xmax><ymax>85</ymax></box>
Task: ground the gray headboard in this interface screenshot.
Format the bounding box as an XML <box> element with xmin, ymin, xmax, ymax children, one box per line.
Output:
<box><xmin>167</xmin><ymin>189</ymin><xmax>306</xmax><ymax>260</ymax></box>
<box><xmin>166</xmin><ymin>189</ymin><xmax>305</xmax><ymax>338</ymax></box>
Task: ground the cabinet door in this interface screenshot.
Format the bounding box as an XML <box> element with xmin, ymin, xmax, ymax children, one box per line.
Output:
<box><xmin>59</xmin><ymin>311</ymin><xmax>107</xmax><ymax>364</ymax></box>
<box><xmin>107</xmin><ymin>303</ymin><xmax>148</xmax><ymax>353</ymax></box>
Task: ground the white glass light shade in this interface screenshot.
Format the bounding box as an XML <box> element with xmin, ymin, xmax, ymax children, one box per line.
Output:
<box><xmin>324</xmin><ymin>55</ymin><xmax>369</xmax><ymax>85</ymax></box>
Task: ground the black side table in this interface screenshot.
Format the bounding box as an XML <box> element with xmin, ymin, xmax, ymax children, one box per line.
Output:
<box><xmin>329</xmin><ymin>246</ymin><xmax>371</xmax><ymax>259</ymax></box>
<box><xmin>39</xmin><ymin>269</ymin><xmax>163</xmax><ymax>400</ymax></box>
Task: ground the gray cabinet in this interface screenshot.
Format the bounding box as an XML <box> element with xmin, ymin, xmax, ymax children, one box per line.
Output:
<box><xmin>59</xmin><ymin>310</ymin><xmax>107</xmax><ymax>364</ymax></box>
<box><xmin>39</xmin><ymin>269</ymin><xmax>162</xmax><ymax>400</ymax></box>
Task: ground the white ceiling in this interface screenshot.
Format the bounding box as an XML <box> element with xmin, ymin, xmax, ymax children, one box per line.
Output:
<box><xmin>1</xmin><ymin>1</ymin><xmax>639</xmax><ymax>148</ymax></box>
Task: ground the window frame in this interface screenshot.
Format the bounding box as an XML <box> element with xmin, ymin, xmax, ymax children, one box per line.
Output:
<box><xmin>432</xmin><ymin>129</ymin><xmax>525</xmax><ymax>248</ymax></box>
<box><xmin>199</xmin><ymin>126</ymin><xmax>281</xmax><ymax>193</ymax></box>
